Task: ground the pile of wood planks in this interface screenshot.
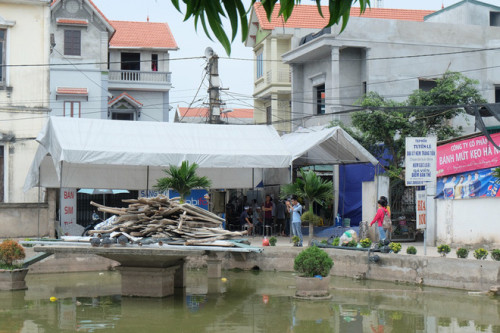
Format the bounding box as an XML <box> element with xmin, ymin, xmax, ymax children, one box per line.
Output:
<box><xmin>89</xmin><ymin>196</ymin><xmax>246</xmax><ymax>246</ymax></box>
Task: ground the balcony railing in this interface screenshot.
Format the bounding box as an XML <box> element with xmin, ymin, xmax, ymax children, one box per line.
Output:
<box><xmin>266</xmin><ymin>69</ymin><xmax>291</xmax><ymax>84</ymax></box>
<box><xmin>109</xmin><ymin>70</ymin><xmax>172</xmax><ymax>84</ymax></box>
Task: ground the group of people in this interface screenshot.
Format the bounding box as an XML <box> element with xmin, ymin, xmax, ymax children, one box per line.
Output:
<box><xmin>239</xmin><ymin>194</ymin><xmax>304</xmax><ymax>246</ymax></box>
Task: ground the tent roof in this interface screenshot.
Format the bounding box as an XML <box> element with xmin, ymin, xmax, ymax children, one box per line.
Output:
<box><xmin>281</xmin><ymin>126</ymin><xmax>378</xmax><ymax>166</ymax></box>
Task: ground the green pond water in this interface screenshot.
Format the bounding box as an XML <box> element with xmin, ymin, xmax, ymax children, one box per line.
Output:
<box><xmin>1</xmin><ymin>270</ymin><xmax>499</xmax><ymax>332</ymax></box>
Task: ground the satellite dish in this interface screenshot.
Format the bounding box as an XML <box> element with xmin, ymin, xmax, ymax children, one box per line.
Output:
<box><xmin>204</xmin><ymin>47</ymin><xmax>215</xmax><ymax>59</ymax></box>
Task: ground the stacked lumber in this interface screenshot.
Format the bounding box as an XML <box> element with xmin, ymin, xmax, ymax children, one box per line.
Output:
<box><xmin>88</xmin><ymin>196</ymin><xmax>246</xmax><ymax>246</ymax></box>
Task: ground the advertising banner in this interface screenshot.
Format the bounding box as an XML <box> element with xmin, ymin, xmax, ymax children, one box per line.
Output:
<box><xmin>405</xmin><ymin>137</ymin><xmax>437</xmax><ymax>186</ymax></box>
<box><xmin>415</xmin><ymin>190</ymin><xmax>426</xmax><ymax>230</ymax></box>
<box><xmin>169</xmin><ymin>189</ymin><xmax>209</xmax><ymax>210</ymax></box>
<box><xmin>435</xmin><ymin>167</ymin><xmax>500</xmax><ymax>199</ymax></box>
<box><xmin>436</xmin><ymin>133</ymin><xmax>500</xmax><ymax>177</ymax></box>
<box><xmin>61</xmin><ymin>188</ymin><xmax>77</xmax><ymax>235</ymax></box>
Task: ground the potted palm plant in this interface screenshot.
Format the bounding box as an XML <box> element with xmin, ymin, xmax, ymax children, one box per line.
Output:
<box><xmin>294</xmin><ymin>246</ymin><xmax>333</xmax><ymax>298</ymax></box>
<box><xmin>0</xmin><ymin>239</ymin><xmax>28</xmax><ymax>291</ymax></box>
<box><xmin>155</xmin><ymin>161</ymin><xmax>212</xmax><ymax>203</ymax></box>
<box><xmin>281</xmin><ymin>169</ymin><xmax>333</xmax><ymax>244</ymax></box>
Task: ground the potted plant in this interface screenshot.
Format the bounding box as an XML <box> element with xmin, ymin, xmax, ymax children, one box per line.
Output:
<box><xmin>406</xmin><ymin>246</ymin><xmax>417</xmax><ymax>255</ymax></box>
<box><xmin>456</xmin><ymin>247</ymin><xmax>469</xmax><ymax>259</ymax></box>
<box><xmin>437</xmin><ymin>244</ymin><xmax>451</xmax><ymax>257</ymax></box>
<box><xmin>359</xmin><ymin>238</ymin><xmax>372</xmax><ymax>248</ymax></box>
<box><xmin>292</xmin><ymin>236</ymin><xmax>300</xmax><ymax>247</ymax></box>
<box><xmin>294</xmin><ymin>246</ymin><xmax>333</xmax><ymax>298</ymax></box>
<box><xmin>0</xmin><ymin>239</ymin><xmax>28</xmax><ymax>291</ymax></box>
<box><xmin>389</xmin><ymin>242</ymin><xmax>402</xmax><ymax>254</ymax></box>
<box><xmin>473</xmin><ymin>248</ymin><xmax>488</xmax><ymax>260</ymax></box>
<box><xmin>331</xmin><ymin>237</ymin><xmax>340</xmax><ymax>246</ymax></box>
<box><xmin>269</xmin><ymin>236</ymin><xmax>277</xmax><ymax>246</ymax></box>
<box><xmin>281</xmin><ymin>169</ymin><xmax>333</xmax><ymax>243</ymax></box>
<box><xmin>491</xmin><ymin>249</ymin><xmax>500</xmax><ymax>261</ymax></box>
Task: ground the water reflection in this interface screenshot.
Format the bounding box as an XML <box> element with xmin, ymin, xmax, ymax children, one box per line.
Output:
<box><xmin>0</xmin><ymin>270</ymin><xmax>499</xmax><ymax>332</ymax></box>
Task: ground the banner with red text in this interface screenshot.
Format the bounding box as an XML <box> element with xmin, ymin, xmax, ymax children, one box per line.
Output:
<box><xmin>437</xmin><ymin>133</ymin><xmax>500</xmax><ymax>177</ymax></box>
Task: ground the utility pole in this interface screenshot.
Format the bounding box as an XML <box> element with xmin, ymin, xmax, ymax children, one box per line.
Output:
<box><xmin>205</xmin><ymin>47</ymin><xmax>221</xmax><ymax>124</ymax></box>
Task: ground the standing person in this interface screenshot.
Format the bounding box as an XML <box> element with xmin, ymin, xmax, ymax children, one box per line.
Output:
<box><xmin>276</xmin><ymin>199</ymin><xmax>286</xmax><ymax>236</ymax></box>
<box><xmin>286</xmin><ymin>195</ymin><xmax>303</xmax><ymax>247</ymax></box>
<box><xmin>379</xmin><ymin>196</ymin><xmax>391</xmax><ymax>216</ymax></box>
<box><xmin>370</xmin><ymin>199</ymin><xmax>389</xmax><ymax>242</ymax></box>
<box><xmin>262</xmin><ymin>195</ymin><xmax>274</xmax><ymax>230</ymax></box>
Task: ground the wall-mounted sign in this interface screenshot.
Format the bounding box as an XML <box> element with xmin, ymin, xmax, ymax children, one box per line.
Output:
<box><xmin>405</xmin><ymin>137</ymin><xmax>437</xmax><ymax>186</ymax></box>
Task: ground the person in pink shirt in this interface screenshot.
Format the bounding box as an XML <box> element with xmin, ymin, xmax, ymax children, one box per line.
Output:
<box><xmin>370</xmin><ymin>199</ymin><xmax>389</xmax><ymax>242</ymax></box>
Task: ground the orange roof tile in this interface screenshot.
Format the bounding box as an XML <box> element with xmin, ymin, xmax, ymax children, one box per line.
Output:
<box><xmin>109</xmin><ymin>92</ymin><xmax>143</xmax><ymax>107</ymax></box>
<box><xmin>254</xmin><ymin>3</ymin><xmax>435</xmax><ymax>30</ymax></box>
<box><xmin>110</xmin><ymin>21</ymin><xmax>178</xmax><ymax>49</ymax></box>
<box><xmin>179</xmin><ymin>107</ymin><xmax>253</xmax><ymax>119</ymax></box>
<box><xmin>56</xmin><ymin>18</ymin><xmax>88</xmax><ymax>25</ymax></box>
<box><xmin>56</xmin><ymin>87</ymin><xmax>88</xmax><ymax>95</ymax></box>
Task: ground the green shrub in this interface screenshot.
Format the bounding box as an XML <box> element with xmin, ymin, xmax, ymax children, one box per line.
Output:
<box><xmin>456</xmin><ymin>247</ymin><xmax>469</xmax><ymax>259</ymax></box>
<box><xmin>291</xmin><ymin>236</ymin><xmax>300</xmax><ymax>245</ymax></box>
<box><xmin>269</xmin><ymin>236</ymin><xmax>277</xmax><ymax>246</ymax></box>
<box><xmin>331</xmin><ymin>237</ymin><xmax>340</xmax><ymax>246</ymax></box>
<box><xmin>406</xmin><ymin>246</ymin><xmax>417</xmax><ymax>255</ymax></box>
<box><xmin>437</xmin><ymin>244</ymin><xmax>451</xmax><ymax>256</ymax></box>
<box><xmin>491</xmin><ymin>249</ymin><xmax>500</xmax><ymax>261</ymax></box>
<box><xmin>294</xmin><ymin>245</ymin><xmax>333</xmax><ymax>277</ymax></box>
<box><xmin>320</xmin><ymin>239</ymin><xmax>328</xmax><ymax>245</ymax></box>
<box><xmin>301</xmin><ymin>211</ymin><xmax>322</xmax><ymax>226</ymax></box>
<box><xmin>344</xmin><ymin>240</ymin><xmax>357</xmax><ymax>247</ymax></box>
<box><xmin>389</xmin><ymin>242</ymin><xmax>402</xmax><ymax>254</ymax></box>
<box><xmin>473</xmin><ymin>248</ymin><xmax>488</xmax><ymax>260</ymax></box>
<box><xmin>359</xmin><ymin>238</ymin><xmax>372</xmax><ymax>248</ymax></box>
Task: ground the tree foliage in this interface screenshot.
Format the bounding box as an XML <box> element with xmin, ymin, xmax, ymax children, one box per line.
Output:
<box><xmin>280</xmin><ymin>168</ymin><xmax>333</xmax><ymax>213</ymax></box>
<box><xmin>171</xmin><ymin>0</ymin><xmax>370</xmax><ymax>54</ymax></box>
<box><xmin>348</xmin><ymin>71</ymin><xmax>486</xmax><ymax>179</ymax></box>
<box><xmin>155</xmin><ymin>161</ymin><xmax>211</xmax><ymax>203</ymax></box>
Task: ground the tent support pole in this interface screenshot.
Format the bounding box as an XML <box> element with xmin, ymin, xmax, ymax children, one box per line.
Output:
<box><xmin>58</xmin><ymin>161</ymin><xmax>63</xmax><ymax>239</ymax></box>
<box><xmin>252</xmin><ymin>168</ymin><xmax>254</xmax><ymax>188</ymax></box>
<box><xmin>37</xmin><ymin>166</ymin><xmax>41</xmax><ymax>239</ymax></box>
<box><xmin>146</xmin><ymin>166</ymin><xmax>150</xmax><ymax>196</ymax></box>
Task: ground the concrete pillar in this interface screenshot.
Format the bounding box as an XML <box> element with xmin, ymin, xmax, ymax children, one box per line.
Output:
<box><xmin>206</xmin><ymin>257</ymin><xmax>222</xmax><ymax>278</ymax></box>
<box><xmin>117</xmin><ymin>265</ymin><xmax>178</xmax><ymax>297</ymax></box>
<box><xmin>330</xmin><ymin>47</ymin><xmax>340</xmax><ymax>109</ymax></box>
<box><xmin>174</xmin><ymin>259</ymin><xmax>186</xmax><ymax>288</ymax></box>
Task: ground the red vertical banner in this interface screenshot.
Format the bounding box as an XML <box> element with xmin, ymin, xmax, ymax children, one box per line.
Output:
<box><xmin>416</xmin><ymin>190</ymin><xmax>426</xmax><ymax>230</ymax></box>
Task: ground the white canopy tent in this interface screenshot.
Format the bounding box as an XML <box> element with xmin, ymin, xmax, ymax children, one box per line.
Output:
<box><xmin>24</xmin><ymin>118</ymin><xmax>378</xmax><ymax>192</ymax></box>
<box><xmin>281</xmin><ymin>126</ymin><xmax>378</xmax><ymax>166</ymax></box>
<box><xmin>24</xmin><ymin>117</ymin><xmax>292</xmax><ymax>191</ymax></box>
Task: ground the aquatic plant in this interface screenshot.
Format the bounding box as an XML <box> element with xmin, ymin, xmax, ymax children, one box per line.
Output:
<box><xmin>269</xmin><ymin>236</ymin><xmax>277</xmax><ymax>246</ymax></box>
<box><xmin>0</xmin><ymin>239</ymin><xmax>25</xmax><ymax>269</ymax></box>
<box><xmin>491</xmin><ymin>249</ymin><xmax>500</xmax><ymax>261</ymax></box>
<box><xmin>294</xmin><ymin>245</ymin><xmax>333</xmax><ymax>277</ymax></box>
<box><xmin>406</xmin><ymin>246</ymin><xmax>417</xmax><ymax>255</ymax></box>
<box><xmin>456</xmin><ymin>247</ymin><xmax>469</xmax><ymax>259</ymax></box>
<box><xmin>359</xmin><ymin>238</ymin><xmax>372</xmax><ymax>248</ymax></box>
<box><xmin>389</xmin><ymin>242</ymin><xmax>402</xmax><ymax>253</ymax></box>
<box><xmin>473</xmin><ymin>248</ymin><xmax>488</xmax><ymax>260</ymax></box>
<box><xmin>437</xmin><ymin>244</ymin><xmax>451</xmax><ymax>257</ymax></box>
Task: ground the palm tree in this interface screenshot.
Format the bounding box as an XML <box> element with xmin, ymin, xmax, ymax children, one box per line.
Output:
<box><xmin>281</xmin><ymin>169</ymin><xmax>333</xmax><ymax>242</ymax></box>
<box><xmin>155</xmin><ymin>161</ymin><xmax>212</xmax><ymax>203</ymax></box>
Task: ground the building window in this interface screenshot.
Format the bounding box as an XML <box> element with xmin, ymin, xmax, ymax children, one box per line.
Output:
<box><xmin>490</xmin><ymin>12</ymin><xmax>500</xmax><ymax>27</ymax></box>
<box><xmin>64</xmin><ymin>101</ymin><xmax>81</xmax><ymax>117</ymax></box>
<box><xmin>496</xmin><ymin>86</ymin><xmax>500</xmax><ymax>103</ymax></box>
<box><xmin>256</xmin><ymin>51</ymin><xmax>263</xmax><ymax>79</ymax></box>
<box><xmin>419</xmin><ymin>78</ymin><xmax>437</xmax><ymax>92</ymax></box>
<box><xmin>316</xmin><ymin>84</ymin><xmax>325</xmax><ymax>115</ymax></box>
<box><xmin>111</xmin><ymin>111</ymin><xmax>135</xmax><ymax>121</ymax></box>
<box><xmin>266</xmin><ymin>105</ymin><xmax>272</xmax><ymax>125</ymax></box>
<box><xmin>64</xmin><ymin>29</ymin><xmax>81</xmax><ymax>56</ymax></box>
<box><xmin>121</xmin><ymin>52</ymin><xmax>140</xmax><ymax>71</ymax></box>
<box><xmin>0</xmin><ymin>29</ymin><xmax>5</xmax><ymax>84</ymax></box>
<box><xmin>152</xmin><ymin>54</ymin><xmax>158</xmax><ymax>71</ymax></box>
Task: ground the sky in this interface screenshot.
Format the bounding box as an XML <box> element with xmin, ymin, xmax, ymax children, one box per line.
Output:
<box><xmin>92</xmin><ymin>0</ymin><xmax>498</xmax><ymax>110</ymax></box>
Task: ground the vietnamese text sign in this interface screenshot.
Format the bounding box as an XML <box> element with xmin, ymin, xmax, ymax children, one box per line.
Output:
<box><xmin>416</xmin><ymin>190</ymin><xmax>426</xmax><ymax>230</ymax></box>
<box><xmin>405</xmin><ymin>137</ymin><xmax>437</xmax><ymax>186</ymax></box>
<box><xmin>436</xmin><ymin>133</ymin><xmax>500</xmax><ymax>177</ymax></box>
<box><xmin>61</xmin><ymin>188</ymin><xmax>76</xmax><ymax>235</ymax></box>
